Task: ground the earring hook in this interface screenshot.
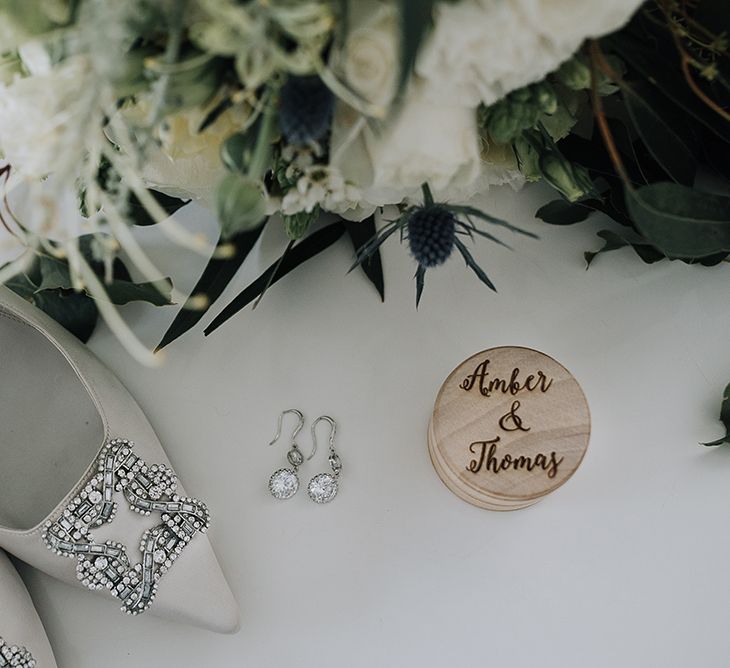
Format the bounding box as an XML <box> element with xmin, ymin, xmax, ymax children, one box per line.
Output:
<box><xmin>269</xmin><ymin>409</ymin><xmax>305</xmax><ymax>447</ymax></box>
<box><xmin>310</xmin><ymin>415</ymin><xmax>336</xmax><ymax>460</ymax></box>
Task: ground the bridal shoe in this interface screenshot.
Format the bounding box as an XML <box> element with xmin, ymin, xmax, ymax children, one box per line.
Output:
<box><xmin>0</xmin><ymin>550</ymin><xmax>57</xmax><ymax>667</ymax></box>
<box><xmin>0</xmin><ymin>287</ymin><xmax>240</xmax><ymax>633</ymax></box>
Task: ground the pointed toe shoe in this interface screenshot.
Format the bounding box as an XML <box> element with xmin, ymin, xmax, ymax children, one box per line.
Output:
<box><xmin>0</xmin><ymin>287</ymin><xmax>240</xmax><ymax>634</ymax></box>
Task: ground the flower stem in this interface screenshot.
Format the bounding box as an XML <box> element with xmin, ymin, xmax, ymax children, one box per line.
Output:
<box><xmin>588</xmin><ymin>40</ymin><xmax>631</xmax><ymax>187</ymax></box>
<box><xmin>247</xmin><ymin>91</ymin><xmax>278</xmax><ymax>181</ymax></box>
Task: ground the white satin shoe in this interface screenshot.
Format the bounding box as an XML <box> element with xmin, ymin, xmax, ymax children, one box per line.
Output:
<box><xmin>0</xmin><ymin>287</ymin><xmax>240</xmax><ymax>634</ymax></box>
<box><xmin>0</xmin><ymin>550</ymin><xmax>57</xmax><ymax>667</ymax></box>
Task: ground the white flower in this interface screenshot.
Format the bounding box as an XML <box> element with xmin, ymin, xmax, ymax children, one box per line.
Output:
<box><xmin>417</xmin><ymin>0</ymin><xmax>643</xmax><ymax>107</ymax></box>
<box><xmin>281</xmin><ymin>165</ymin><xmax>361</xmax><ymax>216</ymax></box>
<box><xmin>0</xmin><ymin>55</ymin><xmax>98</xmax><ymax>179</ymax></box>
<box><xmin>336</xmin><ymin>1</ymin><xmax>398</xmax><ymax>109</ymax></box>
<box><xmin>330</xmin><ymin>81</ymin><xmax>483</xmax><ymax>219</ymax></box>
<box><xmin>115</xmin><ymin>97</ymin><xmax>249</xmax><ymax>206</ymax></box>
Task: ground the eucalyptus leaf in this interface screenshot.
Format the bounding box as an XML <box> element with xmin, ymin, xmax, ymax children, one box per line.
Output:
<box><xmin>703</xmin><ymin>381</ymin><xmax>730</xmax><ymax>446</ymax></box>
<box><xmin>627</xmin><ymin>182</ymin><xmax>730</xmax><ymax>258</ymax></box>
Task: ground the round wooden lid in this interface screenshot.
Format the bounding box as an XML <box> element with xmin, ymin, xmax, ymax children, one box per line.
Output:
<box><xmin>429</xmin><ymin>346</ymin><xmax>590</xmax><ymax>510</ymax></box>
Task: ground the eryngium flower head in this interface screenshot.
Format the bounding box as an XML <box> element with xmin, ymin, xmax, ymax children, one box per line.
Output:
<box><xmin>279</xmin><ymin>75</ymin><xmax>334</xmax><ymax>145</ymax></box>
<box><xmin>407</xmin><ymin>205</ymin><xmax>457</xmax><ymax>267</ymax></box>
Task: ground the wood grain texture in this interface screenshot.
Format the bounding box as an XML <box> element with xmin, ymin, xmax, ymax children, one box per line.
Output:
<box><xmin>429</xmin><ymin>346</ymin><xmax>590</xmax><ymax>511</ymax></box>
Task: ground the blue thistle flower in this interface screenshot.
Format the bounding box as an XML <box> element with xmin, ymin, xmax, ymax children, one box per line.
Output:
<box><xmin>407</xmin><ymin>205</ymin><xmax>457</xmax><ymax>267</ymax></box>
<box><xmin>350</xmin><ymin>183</ymin><xmax>536</xmax><ymax>307</ymax></box>
<box><xmin>278</xmin><ymin>75</ymin><xmax>334</xmax><ymax>144</ymax></box>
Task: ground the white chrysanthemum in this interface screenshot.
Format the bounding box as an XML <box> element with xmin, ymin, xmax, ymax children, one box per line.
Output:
<box><xmin>417</xmin><ymin>0</ymin><xmax>643</xmax><ymax>107</ymax></box>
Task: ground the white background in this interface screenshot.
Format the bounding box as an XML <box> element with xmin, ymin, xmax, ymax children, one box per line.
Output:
<box><xmin>18</xmin><ymin>183</ymin><xmax>730</xmax><ymax>667</ymax></box>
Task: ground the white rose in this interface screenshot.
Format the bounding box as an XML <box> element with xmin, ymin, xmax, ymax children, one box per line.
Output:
<box><xmin>331</xmin><ymin>80</ymin><xmax>483</xmax><ymax>219</ymax></box>
<box><xmin>417</xmin><ymin>0</ymin><xmax>643</xmax><ymax>107</ymax></box>
<box><xmin>338</xmin><ymin>1</ymin><xmax>398</xmax><ymax>109</ymax></box>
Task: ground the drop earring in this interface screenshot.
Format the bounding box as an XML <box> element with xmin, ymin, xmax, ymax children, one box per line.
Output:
<box><xmin>268</xmin><ymin>409</ymin><xmax>314</xmax><ymax>500</ymax></box>
<box><xmin>307</xmin><ymin>416</ymin><xmax>342</xmax><ymax>504</ymax></box>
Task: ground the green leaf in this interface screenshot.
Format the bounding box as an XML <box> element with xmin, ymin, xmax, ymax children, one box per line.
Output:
<box><xmin>624</xmin><ymin>84</ymin><xmax>697</xmax><ymax>186</ymax></box>
<box><xmin>448</xmin><ymin>205</ymin><xmax>538</xmax><ymax>238</ymax></box>
<box><xmin>397</xmin><ymin>0</ymin><xmax>436</xmax><ymax>94</ymax></box>
<box><xmin>36</xmin><ymin>255</ymin><xmax>72</xmax><ymax>291</ymax></box>
<box><xmin>453</xmin><ymin>237</ymin><xmax>497</xmax><ymax>292</ymax></box>
<box><xmin>216</xmin><ymin>173</ymin><xmax>267</xmax><ymax>240</ymax></box>
<box><xmin>204</xmin><ymin>222</ymin><xmax>346</xmax><ymax>335</ymax></box>
<box><xmin>128</xmin><ymin>189</ymin><xmax>189</xmax><ymax>226</ymax></box>
<box><xmin>694</xmin><ymin>0</ymin><xmax>730</xmax><ymax>37</ymax></box>
<box><xmin>536</xmin><ymin>199</ymin><xmax>594</xmax><ymax>225</ymax></box>
<box><xmin>156</xmin><ymin>220</ymin><xmax>267</xmax><ymax>350</ymax></box>
<box><xmin>33</xmin><ymin>251</ymin><xmax>173</xmax><ymax>306</ymax></box>
<box><xmin>344</xmin><ymin>217</ymin><xmax>384</xmax><ymax>301</ymax></box>
<box><xmin>415</xmin><ymin>263</ymin><xmax>426</xmax><ymax>307</ymax></box>
<box><xmin>103</xmin><ymin>278</ymin><xmax>173</xmax><ymax>306</ymax></box>
<box><xmin>220</xmin><ymin>112</ymin><xmax>266</xmax><ymax>174</ymax></box>
<box><xmin>605</xmin><ymin>28</ymin><xmax>730</xmax><ymax>145</ymax></box>
<box><xmin>5</xmin><ymin>272</ymin><xmax>38</xmax><ymax>299</ymax></box>
<box><xmin>31</xmin><ymin>290</ymin><xmax>99</xmax><ymax>342</ymax></box>
<box><xmin>626</xmin><ymin>182</ymin><xmax>730</xmax><ymax>258</ymax></box>
<box><xmin>584</xmin><ymin>229</ymin><xmax>653</xmax><ymax>267</ymax></box>
<box><xmin>703</xmin><ymin>382</ymin><xmax>730</xmax><ymax>446</ymax></box>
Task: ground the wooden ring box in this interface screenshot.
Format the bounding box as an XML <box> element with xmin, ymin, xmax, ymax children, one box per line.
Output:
<box><xmin>428</xmin><ymin>346</ymin><xmax>590</xmax><ymax>510</ymax></box>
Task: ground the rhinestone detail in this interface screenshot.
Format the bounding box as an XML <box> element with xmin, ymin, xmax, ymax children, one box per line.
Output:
<box><xmin>0</xmin><ymin>638</ymin><xmax>35</xmax><ymax>668</ymax></box>
<box><xmin>307</xmin><ymin>473</ymin><xmax>338</xmax><ymax>504</ymax></box>
<box><xmin>269</xmin><ymin>468</ymin><xmax>299</xmax><ymax>499</ymax></box>
<box><xmin>42</xmin><ymin>438</ymin><xmax>210</xmax><ymax>616</ymax></box>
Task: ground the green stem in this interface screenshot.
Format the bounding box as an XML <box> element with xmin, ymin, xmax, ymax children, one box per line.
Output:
<box><xmin>421</xmin><ymin>183</ymin><xmax>434</xmax><ymax>206</ymax></box>
<box><xmin>247</xmin><ymin>90</ymin><xmax>278</xmax><ymax>180</ymax></box>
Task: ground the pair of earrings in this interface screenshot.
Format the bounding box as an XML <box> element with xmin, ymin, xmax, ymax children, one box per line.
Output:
<box><xmin>268</xmin><ymin>409</ymin><xmax>342</xmax><ymax>504</ymax></box>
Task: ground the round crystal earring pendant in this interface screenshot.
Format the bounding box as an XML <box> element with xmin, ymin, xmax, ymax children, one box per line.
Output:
<box><xmin>307</xmin><ymin>472</ymin><xmax>338</xmax><ymax>503</ymax></box>
<box><xmin>269</xmin><ymin>443</ymin><xmax>305</xmax><ymax>500</ymax></box>
<box><xmin>269</xmin><ymin>468</ymin><xmax>299</xmax><ymax>500</ymax></box>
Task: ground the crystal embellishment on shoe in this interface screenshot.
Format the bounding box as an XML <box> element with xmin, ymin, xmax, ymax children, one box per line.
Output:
<box><xmin>307</xmin><ymin>473</ymin><xmax>338</xmax><ymax>504</ymax></box>
<box><xmin>42</xmin><ymin>438</ymin><xmax>211</xmax><ymax>616</ymax></box>
<box><xmin>0</xmin><ymin>638</ymin><xmax>35</xmax><ymax>668</ymax></box>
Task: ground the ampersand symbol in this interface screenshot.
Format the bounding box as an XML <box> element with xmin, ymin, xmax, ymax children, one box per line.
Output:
<box><xmin>498</xmin><ymin>400</ymin><xmax>531</xmax><ymax>432</ymax></box>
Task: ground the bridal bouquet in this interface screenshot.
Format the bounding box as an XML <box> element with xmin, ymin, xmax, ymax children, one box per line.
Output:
<box><xmin>0</xmin><ymin>0</ymin><xmax>728</xmax><ymax>366</ymax></box>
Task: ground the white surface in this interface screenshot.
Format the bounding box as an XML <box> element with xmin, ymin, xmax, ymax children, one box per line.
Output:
<box><xmin>16</xmin><ymin>184</ymin><xmax>730</xmax><ymax>667</ymax></box>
